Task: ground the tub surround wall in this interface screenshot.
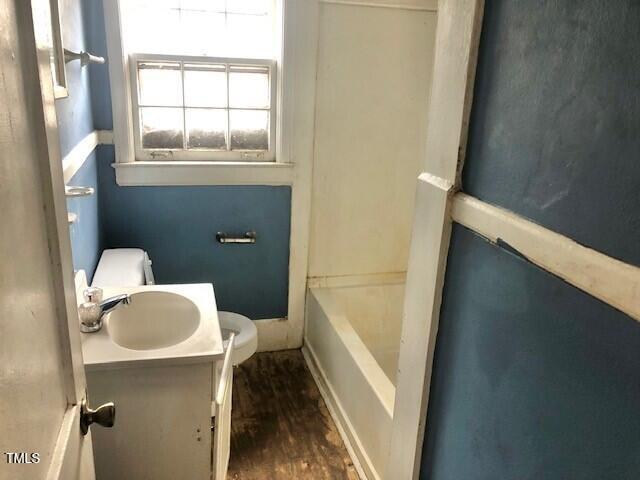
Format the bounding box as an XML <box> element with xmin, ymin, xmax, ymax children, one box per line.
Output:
<box><xmin>304</xmin><ymin>3</ymin><xmax>438</xmax><ymax>477</ymax></box>
<box><xmin>308</xmin><ymin>2</ymin><xmax>437</xmax><ymax>281</ymax></box>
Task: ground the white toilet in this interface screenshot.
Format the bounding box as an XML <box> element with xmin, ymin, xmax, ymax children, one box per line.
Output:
<box><xmin>92</xmin><ymin>248</ymin><xmax>258</xmax><ymax>365</ymax></box>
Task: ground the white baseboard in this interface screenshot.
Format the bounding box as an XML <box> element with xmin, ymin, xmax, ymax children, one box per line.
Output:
<box><xmin>255</xmin><ymin>317</ymin><xmax>302</xmax><ymax>352</ymax></box>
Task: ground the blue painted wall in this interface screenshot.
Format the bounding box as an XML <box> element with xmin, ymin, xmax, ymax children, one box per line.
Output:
<box><xmin>420</xmin><ymin>1</ymin><xmax>640</xmax><ymax>478</ymax></box>
<box><xmin>421</xmin><ymin>226</ymin><xmax>640</xmax><ymax>480</ymax></box>
<box><xmin>58</xmin><ymin>0</ymin><xmax>293</xmax><ymax>319</ymax></box>
<box><xmin>464</xmin><ymin>0</ymin><xmax>640</xmax><ymax>266</ymax></box>
<box><xmin>55</xmin><ymin>0</ymin><xmax>103</xmax><ymax>280</ymax></box>
<box><xmin>83</xmin><ymin>0</ymin><xmax>112</xmax><ymax>130</ymax></box>
<box><xmin>55</xmin><ymin>0</ymin><xmax>94</xmax><ymax>157</ymax></box>
<box><xmin>67</xmin><ymin>153</ymin><xmax>103</xmax><ymax>280</ymax></box>
<box><xmin>96</xmin><ymin>146</ymin><xmax>291</xmax><ymax>319</ymax></box>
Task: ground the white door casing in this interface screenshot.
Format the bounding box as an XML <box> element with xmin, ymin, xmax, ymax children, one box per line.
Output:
<box><xmin>387</xmin><ymin>0</ymin><xmax>486</xmax><ymax>478</ymax></box>
<box><xmin>0</xmin><ymin>0</ymin><xmax>97</xmax><ymax>479</ymax></box>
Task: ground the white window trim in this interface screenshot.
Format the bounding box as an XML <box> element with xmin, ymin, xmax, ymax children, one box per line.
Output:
<box><xmin>129</xmin><ymin>53</ymin><xmax>278</xmax><ymax>163</ymax></box>
<box><xmin>103</xmin><ymin>0</ymin><xmax>293</xmax><ymax>186</ymax></box>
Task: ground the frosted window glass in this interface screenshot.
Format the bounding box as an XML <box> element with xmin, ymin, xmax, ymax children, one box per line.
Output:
<box><xmin>140</xmin><ymin>107</ymin><xmax>184</xmax><ymax>149</ymax></box>
<box><xmin>184</xmin><ymin>64</ymin><xmax>227</xmax><ymax>108</ymax></box>
<box><xmin>138</xmin><ymin>63</ymin><xmax>182</xmax><ymax>106</ymax></box>
<box><xmin>125</xmin><ymin>0</ymin><xmax>274</xmax><ymax>59</ymax></box>
<box><xmin>186</xmin><ymin>109</ymin><xmax>227</xmax><ymax>150</ymax></box>
<box><xmin>229</xmin><ymin>68</ymin><xmax>270</xmax><ymax>109</ymax></box>
<box><xmin>230</xmin><ymin>110</ymin><xmax>269</xmax><ymax>150</ymax></box>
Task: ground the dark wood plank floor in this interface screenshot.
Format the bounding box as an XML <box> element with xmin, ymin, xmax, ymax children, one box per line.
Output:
<box><xmin>227</xmin><ymin>350</ymin><xmax>359</xmax><ymax>480</ymax></box>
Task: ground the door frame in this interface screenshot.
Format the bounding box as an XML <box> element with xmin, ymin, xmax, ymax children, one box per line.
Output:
<box><xmin>25</xmin><ymin>0</ymin><xmax>94</xmax><ymax>477</ymax></box>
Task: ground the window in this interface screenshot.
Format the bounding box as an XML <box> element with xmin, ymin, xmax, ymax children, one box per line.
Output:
<box><xmin>131</xmin><ymin>56</ymin><xmax>276</xmax><ymax>161</ymax></box>
<box><xmin>122</xmin><ymin>0</ymin><xmax>278</xmax><ymax>162</ymax></box>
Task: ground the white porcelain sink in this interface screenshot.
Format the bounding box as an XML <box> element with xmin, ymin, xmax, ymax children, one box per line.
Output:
<box><xmin>107</xmin><ymin>291</ymin><xmax>200</xmax><ymax>350</ymax></box>
<box><xmin>77</xmin><ymin>279</ymin><xmax>224</xmax><ymax>371</ymax></box>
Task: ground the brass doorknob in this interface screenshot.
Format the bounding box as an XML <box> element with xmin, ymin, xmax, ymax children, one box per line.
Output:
<box><xmin>80</xmin><ymin>399</ymin><xmax>116</xmax><ymax>435</ymax></box>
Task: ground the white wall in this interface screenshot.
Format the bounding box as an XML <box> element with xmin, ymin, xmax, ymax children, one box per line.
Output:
<box><xmin>308</xmin><ymin>0</ymin><xmax>437</xmax><ymax>281</ymax></box>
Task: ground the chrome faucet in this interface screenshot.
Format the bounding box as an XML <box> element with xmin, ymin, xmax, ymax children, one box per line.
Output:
<box><xmin>79</xmin><ymin>288</ymin><xmax>131</xmax><ymax>333</ymax></box>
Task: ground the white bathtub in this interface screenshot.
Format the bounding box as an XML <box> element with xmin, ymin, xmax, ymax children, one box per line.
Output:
<box><xmin>303</xmin><ymin>283</ymin><xmax>404</xmax><ymax>480</ymax></box>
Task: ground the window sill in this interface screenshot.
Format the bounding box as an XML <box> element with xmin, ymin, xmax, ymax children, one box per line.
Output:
<box><xmin>112</xmin><ymin>161</ymin><xmax>295</xmax><ymax>186</ymax></box>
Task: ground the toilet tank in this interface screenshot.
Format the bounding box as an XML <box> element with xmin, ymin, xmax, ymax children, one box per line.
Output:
<box><xmin>92</xmin><ymin>248</ymin><xmax>155</xmax><ymax>287</ymax></box>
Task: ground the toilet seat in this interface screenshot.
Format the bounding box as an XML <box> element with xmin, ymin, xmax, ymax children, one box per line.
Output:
<box><xmin>218</xmin><ymin>311</ymin><xmax>258</xmax><ymax>365</ymax></box>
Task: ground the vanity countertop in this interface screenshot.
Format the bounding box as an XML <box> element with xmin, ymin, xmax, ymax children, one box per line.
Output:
<box><xmin>75</xmin><ymin>272</ymin><xmax>224</xmax><ymax>371</ymax></box>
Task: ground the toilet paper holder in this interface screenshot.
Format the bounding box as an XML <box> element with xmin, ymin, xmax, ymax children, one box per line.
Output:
<box><xmin>216</xmin><ymin>231</ymin><xmax>257</xmax><ymax>244</ymax></box>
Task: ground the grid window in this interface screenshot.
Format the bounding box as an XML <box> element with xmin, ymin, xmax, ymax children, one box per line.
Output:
<box><xmin>132</xmin><ymin>58</ymin><xmax>275</xmax><ymax>160</ymax></box>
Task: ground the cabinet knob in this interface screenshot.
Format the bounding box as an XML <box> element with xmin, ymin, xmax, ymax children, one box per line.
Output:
<box><xmin>80</xmin><ymin>399</ymin><xmax>116</xmax><ymax>435</ymax></box>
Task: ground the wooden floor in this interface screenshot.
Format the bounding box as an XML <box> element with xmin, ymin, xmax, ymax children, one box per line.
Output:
<box><xmin>227</xmin><ymin>350</ymin><xmax>359</xmax><ymax>480</ymax></box>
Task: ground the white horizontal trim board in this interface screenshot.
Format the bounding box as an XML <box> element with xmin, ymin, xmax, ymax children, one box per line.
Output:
<box><xmin>62</xmin><ymin>130</ymin><xmax>113</xmax><ymax>184</ymax></box>
<box><xmin>307</xmin><ymin>271</ymin><xmax>406</xmax><ymax>289</ymax></box>
<box><xmin>321</xmin><ymin>0</ymin><xmax>437</xmax><ymax>11</ymax></box>
<box><xmin>452</xmin><ymin>193</ymin><xmax>640</xmax><ymax>322</ymax></box>
<box><xmin>112</xmin><ymin>161</ymin><xmax>295</xmax><ymax>186</ymax></box>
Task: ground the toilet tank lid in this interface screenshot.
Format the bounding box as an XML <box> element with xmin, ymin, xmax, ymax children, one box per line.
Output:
<box><xmin>92</xmin><ymin>248</ymin><xmax>149</xmax><ymax>287</ymax></box>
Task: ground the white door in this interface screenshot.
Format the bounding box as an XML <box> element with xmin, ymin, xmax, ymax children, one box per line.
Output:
<box><xmin>0</xmin><ymin>1</ymin><xmax>102</xmax><ymax>479</ymax></box>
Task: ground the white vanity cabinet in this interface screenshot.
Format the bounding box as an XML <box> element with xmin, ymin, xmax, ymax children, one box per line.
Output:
<box><xmin>88</xmin><ymin>363</ymin><xmax>214</xmax><ymax>480</ymax></box>
<box><xmin>79</xmin><ymin>283</ymin><xmax>232</xmax><ymax>480</ymax></box>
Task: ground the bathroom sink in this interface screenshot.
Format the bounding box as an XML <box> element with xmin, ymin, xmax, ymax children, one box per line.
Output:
<box><xmin>77</xmin><ymin>278</ymin><xmax>224</xmax><ymax>371</ymax></box>
<box><xmin>107</xmin><ymin>291</ymin><xmax>200</xmax><ymax>350</ymax></box>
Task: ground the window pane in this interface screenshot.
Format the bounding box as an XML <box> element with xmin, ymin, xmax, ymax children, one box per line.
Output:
<box><xmin>184</xmin><ymin>64</ymin><xmax>227</xmax><ymax>108</ymax></box>
<box><xmin>127</xmin><ymin>9</ymin><xmax>181</xmax><ymax>54</ymax></box>
<box><xmin>140</xmin><ymin>107</ymin><xmax>184</xmax><ymax>149</ymax></box>
<box><xmin>226</xmin><ymin>0</ymin><xmax>270</xmax><ymax>15</ymax></box>
<box><xmin>186</xmin><ymin>109</ymin><xmax>227</xmax><ymax>150</ymax></box>
<box><xmin>178</xmin><ymin>11</ymin><xmax>226</xmax><ymax>56</ymax></box>
<box><xmin>125</xmin><ymin>0</ymin><xmax>275</xmax><ymax>59</ymax></box>
<box><xmin>229</xmin><ymin>67</ymin><xmax>270</xmax><ymax>109</ymax></box>
<box><xmin>225</xmin><ymin>13</ymin><xmax>273</xmax><ymax>58</ymax></box>
<box><xmin>138</xmin><ymin>62</ymin><xmax>182</xmax><ymax>106</ymax></box>
<box><xmin>230</xmin><ymin>110</ymin><xmax>269</xmax><ymax>150</ymax></box>
<box><xmin>180</xmin><ymin>0</ymin><xmax>225</xmax><ymax>12</ymax></box>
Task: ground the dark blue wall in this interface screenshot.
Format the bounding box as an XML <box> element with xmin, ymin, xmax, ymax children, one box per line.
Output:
<box><xmin>464</xmin><ymin>0</ymin><xmax>640</xmax><ymax>266</ymax></box>
<box><xmin>421</xmin><ymin>225</ymin><xmax>640</xmax><ymax>480</ymax></box>
<box><xmin>420</xmin><ymin>0</ymin><xmax>640</xmax><ymax>477</ymax></box>
<box><xmin>97</xmin><ymin>146</ymin><xmax>291</xmax><ymax>319</ymax></box>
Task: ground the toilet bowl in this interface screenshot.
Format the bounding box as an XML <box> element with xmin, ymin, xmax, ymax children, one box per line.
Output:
<box><xmin>92</xmin><ymin>249</ymin><xmax>258</xmax><ymax>364</ymax></box>
<box><xmin>218</xmin><ymin>311</ymin><xmax>258</xmax><ymax>365</ymax></box>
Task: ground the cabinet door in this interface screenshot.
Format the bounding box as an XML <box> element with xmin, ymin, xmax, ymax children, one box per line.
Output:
<box><xmin>213</xmin><ymin>336</ymin><xmax>235</xmax><ymax>480</ymax></box>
